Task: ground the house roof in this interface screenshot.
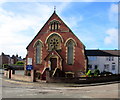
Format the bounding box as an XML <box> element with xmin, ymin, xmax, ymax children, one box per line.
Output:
<box><xmin>26</xmin><ymin>11</ymin><xmax>85</xmax><ymax>49</ymax></box>
<box><xmin>85</xmin><ymin>50</ymin><xmax>120</xmax><ymax>56</ymax></box>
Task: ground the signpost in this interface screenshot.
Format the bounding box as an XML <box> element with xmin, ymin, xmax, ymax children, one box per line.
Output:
<box><xmin>26</xmin><ymin>65</ymin><xmax>33</xmax><ymax>70</ymax></box>
<box><xmin>27</xmin><ymin>58</ymin><xmax>32</xmax><ymax>65</ymax></box>
<box><xmin>26</xmin><ymin>58</ymin><xmax>33</xmax><ymax>70</ymax></box>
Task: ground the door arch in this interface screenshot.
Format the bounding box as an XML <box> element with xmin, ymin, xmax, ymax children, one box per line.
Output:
<box><xmin>50</xmin><ymin>58</ymin><xmax>57</xmax><ymax>70</ymax></box>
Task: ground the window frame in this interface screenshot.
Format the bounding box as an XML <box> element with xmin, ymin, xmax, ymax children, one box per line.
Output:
<box><xmin>33</xmin><ymin>40</ymin><xmax>43</xmax><ymax>64</ymax></box>
<box><xmin>67</xmin><ymin>41</ymin><xmax>74</xmax><ymax>65</ymax></box>
<box><xmin>49</xmin><ymin>20</ymin><xmax>60</xmax><ymax>31</ymax></box>
<box><xmin>65</xmin><ymin>39</ymin><xmax>76</xmax><ymax>65</ymax></box>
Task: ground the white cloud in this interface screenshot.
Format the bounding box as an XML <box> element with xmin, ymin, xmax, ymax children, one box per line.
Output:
<box><xmin>62</xmin><ymin>15</ymin><xmax>83</xmax><ymax>30</ymax></box>
<box><xmin>0</xmin><ymin>2</ymin><xmax>70</xmax><ymax>57</ymax></box>
<box><xmin>108</xmin><ymin>3</ymin><xmax>118</xmax><ymax>22</ymax></box>
<box><xmin>104</xmin><ymin>28</ymin><xmax>118</xmax><ymax>46</ymax></box>
<box><xmin>110</xmin><ymin>4</ymin><xmax>118</xmax><ymax>13</ymax></box>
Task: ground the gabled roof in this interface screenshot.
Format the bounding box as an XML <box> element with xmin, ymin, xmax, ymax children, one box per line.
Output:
<box><xmin>86</xmin><ymin>50</ymin><xmax>120</xmax><ymax>56</ymax></box>
<box><xmin>44</xmin><ymin>50</ymin><xmax>63</xmax><ymax>60</ymax></box>
<box><xmin>26</xmin><ymin>11</ymin><xmax>85</xmax><ymax>49</ymax></box>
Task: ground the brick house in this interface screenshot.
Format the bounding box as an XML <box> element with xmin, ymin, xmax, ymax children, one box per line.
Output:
<box><xmin>26</xmin><ymin>11</ymin><xmax>87</xmax><ymax>80</ymax></box>
<box><xmin>0</xmin><ymin>52</ymin><xmax>23</xmax><ymax>67</ymax></box>
<box><xmin>0</xmin><ymin>52</ymin><xmax>14</xmax><ymax>67</ymax></box>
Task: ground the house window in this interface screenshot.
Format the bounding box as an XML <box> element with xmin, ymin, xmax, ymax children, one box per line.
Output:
<box><xmin>110</xmin><ymin>57</ymin><xmax>114</xmax><ymax>61</ymax></box>
<box><xmin>106</xmin><ymin>57</ymin><xmax>109</xmax><ymax>61</ymax></box>
<box><xmin>107</xmin><ymin>56</ymin><xmax>114</xmax><ymax>61</ymax></box>
<box><xmin>104</xmin><ymin>64</ymin><xmax>109</xmax><ymax>72</ymax></box>
<box><xmin>49</xmin><ymin>20</ymin><xmax>60</xmax><ymax>31</ymax></box>
<box><xmin>112</xmin><ymin>64</ymin><xmax>115</xmax><ymax>70</ymax></box>
<box><xmin>34</xmin><ymin>41</ymin><xmax>42</xmax><ymax>64</ymax></box>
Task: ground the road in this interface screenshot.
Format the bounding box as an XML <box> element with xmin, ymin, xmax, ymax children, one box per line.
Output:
<box><xmin>0</xmin><ymin>71</ymin><xmax>119</xmax><ymax>98</ymax></box>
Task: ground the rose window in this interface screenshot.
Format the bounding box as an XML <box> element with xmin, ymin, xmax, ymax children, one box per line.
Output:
<box><xmin>49</xmin><ymin>38</ymin><xmax>59</xmax><ymax>50</ymax></box>
<box><xmin>47</xmin><ymin>34</ymin><xmax>62</xmax><ymax>51</ymax></box>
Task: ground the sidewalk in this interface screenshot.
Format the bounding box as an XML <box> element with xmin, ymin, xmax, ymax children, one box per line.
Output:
<box><xmin>2</xmin><ymin>76</ymin><xmax>120</xmax><ymax>87</ymax></box>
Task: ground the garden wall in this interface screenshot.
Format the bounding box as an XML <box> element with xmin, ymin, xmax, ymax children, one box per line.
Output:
<box><xmin>4</xmin><ymin>70</ymin><xmax>32</xmax><ymax>82</ymax></box>
<box><xmin>11</xmin><ymin>74</ymin><xmax>32</xmax><ymax>82</ymax></box>
<box><xmin>46</xmin><ymin>71</ymin><xmax>120</xmax><ymax>84</ymax></box>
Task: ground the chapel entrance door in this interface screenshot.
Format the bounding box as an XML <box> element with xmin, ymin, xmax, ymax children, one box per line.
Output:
<box><xmin>50</xmin><ymin>58</ymin><xmax>57</xmax><ymax>70</ymax></box>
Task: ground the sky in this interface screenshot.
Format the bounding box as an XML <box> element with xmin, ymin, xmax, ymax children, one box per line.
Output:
<box><xmin>0</xmin><ymin>0</ymin><xmax>119</xmax><ymax>58</ymax></box>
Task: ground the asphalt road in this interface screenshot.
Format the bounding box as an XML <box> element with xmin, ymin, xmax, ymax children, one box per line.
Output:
<box><xmin>0</xmin><ymin>69</ymin><xmax>119</xmax><ymax>99</ymax></box>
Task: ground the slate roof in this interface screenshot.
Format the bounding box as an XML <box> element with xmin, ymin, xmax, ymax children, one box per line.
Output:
<box><xmin>85</xmin><ymin>50</ymin><xmax>120</xmax><ymax>56</ymax></box>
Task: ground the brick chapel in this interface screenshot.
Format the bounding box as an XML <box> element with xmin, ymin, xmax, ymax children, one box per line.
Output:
<box><xmin>26</xmin><ymin>10</ymin><xmax>87</xmax><ymax>80</ymax></box>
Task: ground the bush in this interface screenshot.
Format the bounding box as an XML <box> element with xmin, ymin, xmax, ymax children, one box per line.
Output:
<box><xmin>100</xmin><ymin>71</ymin><xmax>113</xmax><ymax>76</ymax></box>
<box><xmin>15</xmin><ymin>61</ymin><xmax>25</xmax><ymax>66</ymax></box>
<box><xmin>3</xmin><ymin>64</ymin><xmax>9</xmax><ymax>69</ymax></box>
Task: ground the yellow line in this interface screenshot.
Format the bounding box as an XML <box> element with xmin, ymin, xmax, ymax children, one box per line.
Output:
<box><xmin>3</xmin><ymin>78</ymin><xmax>33</xmax><ymax>85</ymax></box>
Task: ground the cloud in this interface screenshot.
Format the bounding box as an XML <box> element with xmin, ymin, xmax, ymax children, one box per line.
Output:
<box><xmin>0</xmin><ymin>2</ymin><xmax>70</xmax><ymax>57</ymax></box>
<box><xmin>104</xmin><ymin>28</ymin><xmax>118</xmax><ymax>46</ymax></box>
<box><xmin>62</xmin><ymin>15</ymin><xmax>83</xmax><ymax>30</ymax></box>
<box><xmin>0</xmin><ymin>10</ymin><xmax>40</xmax><ymax>57</ymax></box>
<box><xmin>108</xmin><ymin>3</ymin><xmax>118</xmax><ymax>22</ymax></box>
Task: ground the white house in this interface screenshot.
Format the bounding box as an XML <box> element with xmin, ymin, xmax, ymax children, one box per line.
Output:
<box><xmin>86</xmin><ymin>50</ymin><xmax>120</xmax><ymax>74</ymax></box>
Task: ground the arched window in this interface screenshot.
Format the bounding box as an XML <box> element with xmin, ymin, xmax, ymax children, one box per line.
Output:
<box><xmin>67</xmin><ymin>41</ymin><xmax>74</xmax><ymax>65</ymax></box>
<box><xmin>34</xmin><ymin>41</ymin><xmax>43</xmax><ymax>64</ymax></box>
<box><xmin>49</xmin><ymin>20</ymin><xmax>60</xmax><ymax>31</ymax></box>
<box><xmin>46</xmin><ymin>33</ymin><xmax>63</xmax><ymax>51</ymax></box>
<box><xmin>65</xmin><ymin>39</ymin><xmax>76</xmax><ymax>65</ymax></box>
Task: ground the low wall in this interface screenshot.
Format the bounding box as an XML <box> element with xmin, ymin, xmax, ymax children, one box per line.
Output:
<box><xmin>11</xmin><ymin>74</ymin><xmax>32</xmax><ymax>82</ymax></box>
<box><xmin>46</xmin><ymin>71</ymin><xmax>120</xmax><ymax>84</ymax></box>
<box><xmin>4</xmin><ymin>65</ymin><xmax>24</xmax><ymax>70</ymax></box>
<box><xmin>4</xmin><ymin>70</ymin><xmax>33</xmax><ymax>82</ymax></box>
<box><xmin>4</xmin><ymin>70</ymin><xmax>8</xmax><ymax>77</ymax></box>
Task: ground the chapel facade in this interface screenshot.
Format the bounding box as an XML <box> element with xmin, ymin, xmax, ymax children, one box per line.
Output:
<box><xmin>26</xmin><ymin>11</ymin><xmax>87</xmax><ymax>80</ymax></box>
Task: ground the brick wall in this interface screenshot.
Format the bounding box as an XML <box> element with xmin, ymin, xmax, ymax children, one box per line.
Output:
<box><xmin>4</xmin><ymin>70</ymin><xmax>32</xmax><ymax>82</ymax></box>
<box><xmin>46</xmin><ymin>70</ymin><xmax>120</xmax><ymax>83</ymax></box>
<box><xmin>11</xmin><ymin>74</ymin><xmax>32</xmax><ymax>82</ymax></box>
<box><xmin>26</xmin><ymin>12</ymin><xmax>87</xmax><ymax>78</ymax></box>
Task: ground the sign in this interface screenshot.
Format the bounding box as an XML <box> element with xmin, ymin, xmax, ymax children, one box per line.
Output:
<box><xmin>27</xmin><ymin>58</ymin><xmax>32</xmax><ymax>65</ymax></box>
<box><xmin>26</xmin><ymin>65</ymin><xmax>33</xmax><ymax>70</ymax></box>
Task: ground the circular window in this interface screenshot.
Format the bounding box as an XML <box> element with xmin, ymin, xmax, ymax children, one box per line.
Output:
<box><xmin>49</xmin><ymin>38</ymin><xmax>59</xmax><ymax>49</ymax></box>
<box><xmin>47</xmin><ymin>34</ymin><xmax>62</xmax><ymax>51</ymax></box>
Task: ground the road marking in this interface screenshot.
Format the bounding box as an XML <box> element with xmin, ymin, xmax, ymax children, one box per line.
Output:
<box><xmin>3</xmin><ymin>78</ymin><xmax>33</xmax><ymax>85</ymax></box>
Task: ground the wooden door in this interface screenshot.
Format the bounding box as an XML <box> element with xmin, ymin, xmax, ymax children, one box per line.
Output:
<box><xmin>50</xmin><ymin>58</ymin><xmax>57</xmax><ymax>70</ymax></box>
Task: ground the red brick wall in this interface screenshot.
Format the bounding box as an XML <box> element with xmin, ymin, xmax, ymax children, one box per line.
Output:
<box><xmin>26</xmin><ymin>12</ymin><xmax>87</xmax><ymax>77</ymax></box>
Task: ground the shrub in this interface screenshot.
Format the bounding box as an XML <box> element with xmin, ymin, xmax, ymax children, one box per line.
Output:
<box><xmin>15</xmin><ymin>61</ymin><xmax>25</xmax><ymax>66</ymax></box>
<box><xmin>100</xmin><ymin>71</ymin><xmax>113</xmax><ymax>76</ymax></box>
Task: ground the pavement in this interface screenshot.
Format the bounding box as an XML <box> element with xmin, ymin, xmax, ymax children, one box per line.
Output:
<box><xmin>1</xmin><ymin>76</ymin><xmax>120</xmax><ymax>98</ymax></box>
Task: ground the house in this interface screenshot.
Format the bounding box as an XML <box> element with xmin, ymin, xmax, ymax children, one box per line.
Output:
<box><xmin>86</xmin><ymin>50</ymin><xmax>120</xmax><ymax>74</ymax></box>
<box><xmin>11</xmin><ymin>54</ymin><xmax>23</xmax><ymax>64</ymax></box>
<box><xmin>0</xmin><ymin>52</ymin><xmax>23</xmax><ymax>67</ymax></box>
<box><xmin>0</xmin><ymin>52</ymin><xmax>14</xmax><ymax>67</ymax></box>
<box><xmin>26</xmin><ymin>11</ymin><xmax>87</xmax><ymax>80</ymax></box>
